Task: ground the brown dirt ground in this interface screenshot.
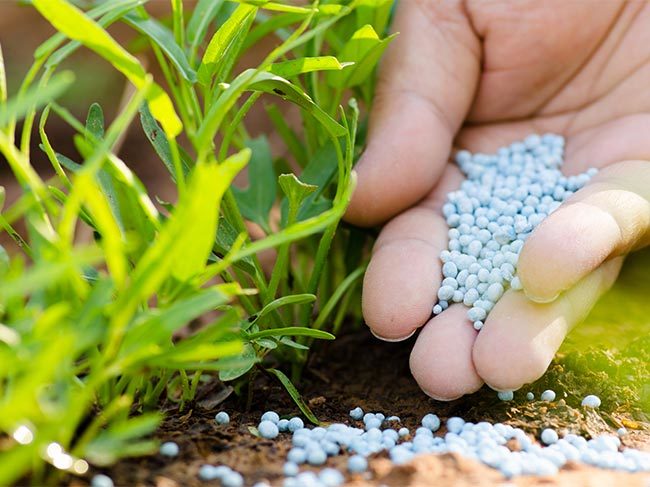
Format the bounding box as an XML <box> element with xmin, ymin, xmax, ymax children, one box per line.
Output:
<box><xmin>69</xmin><ymin>330</ymin><xmax>650</xmax><ymax>487</ymax></box>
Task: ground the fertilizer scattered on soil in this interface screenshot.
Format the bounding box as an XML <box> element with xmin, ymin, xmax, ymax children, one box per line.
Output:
<box><xmin>183</xmin><ymin>408</ymin><xmax>650</xmax><ymax>486</ymax></box>
<box><xmin>434</xmin><ymin>134</ymin><xmax>597</xmax><ymax>330</ymax></box>
<box><xmin>170</xmin><ymin>405</ymin><xmax>650</xmax><ymax>487</ymax></box>
<box><xmin>93</xmin><ymin>332</ymin><xmax>650</xmax><ymax>487</ymax></box>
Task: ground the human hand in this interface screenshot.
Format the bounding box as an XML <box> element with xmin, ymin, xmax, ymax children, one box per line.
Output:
<box><xmin>345</xmin><ymin>0</ymin><xmax>650</xmax><ymax>399</ymax></box>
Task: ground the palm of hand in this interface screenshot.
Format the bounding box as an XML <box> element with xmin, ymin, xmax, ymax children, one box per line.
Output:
<box><xmin>346</xmin><ymin>1</ymin><xmax>650</xmax><ymax>399</ymax></box>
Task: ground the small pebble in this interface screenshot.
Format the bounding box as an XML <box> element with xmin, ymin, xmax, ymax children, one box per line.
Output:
<box><xmin>617</xmin><ymin>427</ymin><xmax>627</xmax><ymax>437</ymax></box>
<box><xmin>581</xmin><ymin>395</ymin><xmax>602</xmax><ymax>408</ymax></box>
<box><xmin>215</xmin><ymin>411</ymin><xmax>230</xmax><ymax>425</ymax></box>
<box><xmin>91</xmin><ymin>475</ymin><xmax>114</xmax><ymax>487</ymax></box>
<box><xmin>540</xmin><ymin>390</ymin><xmax>556</xmax><ymax>402</ymax></box>
<box><xmin>526</xmin><ymin>392</ymin><xmax>535</xmax><ymax>401</ymax></box>
<box><xmin>159</xmin><ymin>441</ymin><xmax>179</xmax><ymax>457</ymax></box>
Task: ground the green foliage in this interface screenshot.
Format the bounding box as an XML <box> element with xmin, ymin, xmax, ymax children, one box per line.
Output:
<box><xmin>0</xmin><ymin>0</ymin><xmax>392</xmax><ymax>483</ymax></box>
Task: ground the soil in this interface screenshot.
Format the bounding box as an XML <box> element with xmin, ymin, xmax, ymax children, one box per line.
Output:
<box><xmin>71</xmin><ymin>330</ymin><xmax>650</xmax><ymax>487</ymax></box>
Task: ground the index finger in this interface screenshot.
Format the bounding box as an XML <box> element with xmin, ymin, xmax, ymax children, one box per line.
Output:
<box><xmin>345</xmin><ymin>0</ymin><xmax>480</xmax><ymax>227</ymax></box>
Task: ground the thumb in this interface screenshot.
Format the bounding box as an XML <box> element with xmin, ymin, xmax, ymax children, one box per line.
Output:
<box><xmin>344</xmin><ymin>1</ymin><xmax>480</xmax><ymax>227</ymax></box>
<box><xmin>518</xmin><ymin>160</ymin><xmax>650</xmax><ymax>303</ymax></box>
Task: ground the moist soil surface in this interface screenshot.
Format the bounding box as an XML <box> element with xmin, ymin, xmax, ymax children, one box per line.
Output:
<box><xmin>73</xmin><ymin>330</ymin><xmax>650</xmax><ymax>487</ymax></box>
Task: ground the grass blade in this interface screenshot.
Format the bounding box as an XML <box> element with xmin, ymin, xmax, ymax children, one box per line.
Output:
<box><xmin>267</xmin><ymin>368</ymin><xmax>319</xmax><ymax>425</ymax></box>
<box><xmin>249</xmin><ymin>72</ymin><xmax>347</xmax><ymax>138</ymax></box>
<box><xmin>0</xmin><ymin>71</ymin><xmax>74</xmax><ymax>129</ymax></box>
<box><xmin>187</xmin><ymin>0</ymin><xmax>225</xmax><ymax>63</ymax></box>
<box><xmin>139</xmin><ymin>102</ymin><xmax>192</xmax><ymax>179</ymax></box>
<box><xmin>198</xmin><ymin>3</ymin><xmax>258</xmax><ymax>86</ymax></box>
<box><xmin>250</xmin><ymin>293</ymin><xmax>316</xmax><ymax>325</ymax></box>
<box><xmin>32</xmin><ymin>0</ymin><xmax>182</xmax><ymax>137</ymax></box>
<box><xmin>124</xmin><ymin>13</ymin><xmax>197</xmax><ymax>83</ymax></box>
<box><xmin>328</xmin><ymin>24</ymin><xmax>397</xmax><ymax>88</ymax></box>
<box><xmin>35</xmin><ymin>0</ymin><xmax>145</xmax><ymax>61</ymax></box>
<box><xmin>247</xmin><ymin>327</ymin><xmax>334</xmax><ymax>340</ymax></box>
<box><xmin>268</xmin><ymin>56</ymin><xmax>351</xmax><ymax>78</ymax></box>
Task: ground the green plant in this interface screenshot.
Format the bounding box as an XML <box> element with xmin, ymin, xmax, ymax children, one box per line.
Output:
<box><xmin>0</xmin><ymin>0</ymin><xmax>395</xmax><ymax>484</ymax></box>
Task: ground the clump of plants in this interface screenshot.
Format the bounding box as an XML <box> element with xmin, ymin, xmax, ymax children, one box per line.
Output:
<box><xmin>0</xmin><ymin>0</ymin><xmax>395</xmax><ymax>484</ymax></box>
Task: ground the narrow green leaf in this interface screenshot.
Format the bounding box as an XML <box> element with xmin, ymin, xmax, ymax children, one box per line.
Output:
<box><xmin>123</xmin><ymin>287</ymin><xmax>231</xmax><ymax>350</ymax></box>
<box><xmin>267</xmin><ymin>56</ymin><xmax>351</xmax><ymax>78</ymax></box>
<box><xmin>279</xmin><ymin>336</ymin><xmax>309</xmax><ymax>350</ymax></box>
<box><xmin>247</xmin><ymin>327</ymin><xmax>334</xmax><ymax>340</ymax></box>
<box><xmin>198</xmin><ymin>3</ymin><xmax>258</xmax><ymax>86</ymax></box>
<box><xmin>232</xmin><ymin>136</ymin><xmax>275</xmax><ymax>232</ymax></box>
<box><xmin>75</xmin><ymin>135</ymin><xmax>159</xmax><ymax>247</ymax></box>
<box><xmin>218</xmin><ymin>343</ymin><xmax>257</xmax><ymax>381</ymax></box>
<box><xmin>46</xmin><ymin>1</ymin><xmax>145</xmax><ymax>69</ymax></box>
<box><xmin>139</xmin><ymin>103</ymin><xmax>192</xmax><ymax>179</ymax></box>
<box><xmin>47</xmin><ymin>150</ymin><xmax>82</xmax><ymax>172</ymax></box>
<box><xmin>85</xmin><ymin>102</ymin><xmax>105</xmax><ymax>140</ymax></box>
<box><xmin>251</xmin><ymin>293</ymin><xmax>316</xmax><ymax>325</ymax></box>
<box><xmin>267</xmin><ymin>368</ymin><xmax>319</xmax><ymax>425</ymax></box>
<box><xmin>0</xmin><ymin>71</ymin><xmax>74</xmax><ymax>128</ymax></box>
<box><xmin>124</xmin><ymin>14</ymin><xmax>197</xmax><ymax>83</ymax></box>
<box><xmin>234</xmin><ymin>1</ymin><xmax>315</xmax><ymax>14</ymax></box>
<box><xmin>35</xmin><ymin>0</ymin><xmax>144</xmax><ymax>61</ymax></box>
<box><xmin>313</xmin><ymin>266</ymin><xmax>365</xmax><ymax>330</ymax></box>
<box><xmin>33</xmin><ymin>0</ymin><xmax>182</xmax><ymax>137</ymax></box>
<box><xmin>187</xmin><ymin>0</ymin><xmax>226</xmax><ymax>60</ymax></box>
<box><xmin>248</xmin><ymin>72</ymin><xmax>347</xmax><ymax>138</ymax></box>
<box><xmin>327</xmin><ymin>24</ymin><xmax>397</xmax><ymax>88</ymax></box>
<box><xmin>254</xmin><ymin>338</ymin><xmax>277</xmax><ymax>349</ymax></box>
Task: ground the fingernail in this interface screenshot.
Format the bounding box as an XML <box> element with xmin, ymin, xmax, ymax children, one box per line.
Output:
<box><xmin>523</xmin><ymin>288</ymin><xmax>560</xmax><ymax>304</ymax></box>
<box><xmin>370</xmin><ymin>328</ymin><xmax>416</xmax><ymax>343</ymax></box>
<box><xmin>421</xmin><ymin>388</ymin><xmax>462</xmax><ymax>402</ymax></box>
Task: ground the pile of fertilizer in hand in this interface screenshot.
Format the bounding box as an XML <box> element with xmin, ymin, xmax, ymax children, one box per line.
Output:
<box><xmin>434</xmin><ymin>134</ymin><xmax>597</xmax><ymax>330</ymax></box>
